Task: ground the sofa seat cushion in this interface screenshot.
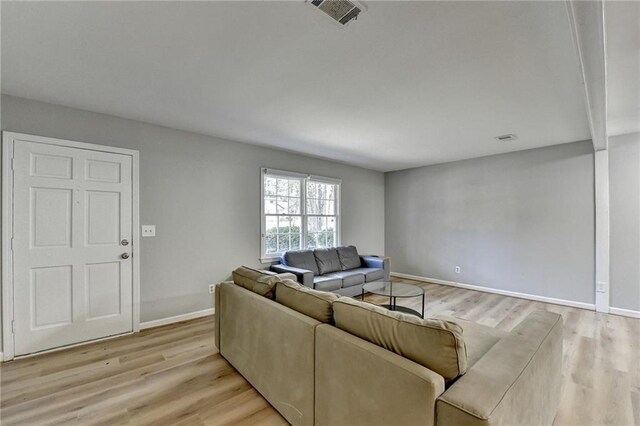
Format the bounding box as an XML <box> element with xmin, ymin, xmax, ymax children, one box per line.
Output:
<box><xmin>336</xmin><ymin>245</ymin><xmax>362</xmax><ymax>270</ymax></box>
<box><xmin>313</xmin><ymin>248</ymin><xmax>342</xmax><ymax>275</ymax></box>
<box><xmin>283</xmin><ymin>250</ymin><xmax>320</xmax><ymax>276</ymax></box>
<box><xmin>435</xmin><ymin>315</ymin><xmax>507</xmax><ymax>368</ymax></box>
<box><xmin>232</xmin><ymin>266</ymin><xmax>281</xmax><ymax>298</ymax></box>
<box><xmin>325</xmin><ymin>270</ymin><xmax>365</xmax><ymax>288</ymax></box>
<box><xmin>275</xmin><ymin>279</ymin><xmax>339</xmax><ymax>324</ymax></box>
<box><xmin>348</xmin><ymin>267</ymin><xmax>384</xmax><ymax>282</ymax></box>
<box><xmin>313</xmin><ymin>275</ymin><xmax>343</xmax><ymax>292</ymax></box>
<box><xmin>333</xmin><ymin>297</ymin><xmax>467</xmax><ymax>382</ymax></box>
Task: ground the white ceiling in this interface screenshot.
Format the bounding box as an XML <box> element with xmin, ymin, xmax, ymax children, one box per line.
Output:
<box><xmin>1</xmin><ymin>1</ymin><xmax>595</xmax><ymax>171</ymax></box>
<box><xmin>605</xmin><ymin>1</ymin><xmax>640</xmax><ymax>137</ymax></box>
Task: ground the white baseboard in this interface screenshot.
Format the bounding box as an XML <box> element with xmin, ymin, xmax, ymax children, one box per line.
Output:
<box><xmin>609</xmin><ymin>307</ymin><xmax>640</xmax><ymax>319</ymax></box>
<box><xmin>140</xmin><ymin>308</ymin><xmax>215</xmax><ymax>330</ymax></box>
<box><xmin>391</xmin><ymin>272</ymin><xmax>596</xmax><ymax>311</ymax></box>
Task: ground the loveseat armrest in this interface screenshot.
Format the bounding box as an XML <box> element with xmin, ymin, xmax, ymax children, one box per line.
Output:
<box><xmin>361</xmin><ymin>256</ymin><xmax>390</xmax><ymax>281</ymax></box>
<box><xmin>272</xmin><ymin>272</ymin><xmax>298</xmax><ymax>282</ymax></box>
<box><xmin>270</xmin><ymin>264</ymin><xmax>314</xmax><ymax>287</ymax></box>
<box><xmin>437</xmin><ymin>311</ymin><xmax>563</xmax><ymax>426</ymax></box>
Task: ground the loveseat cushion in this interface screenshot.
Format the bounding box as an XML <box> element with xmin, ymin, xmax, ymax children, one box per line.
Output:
<box><xmin>325</xmin><ymin>270</ymin><xmax>365</xmax><ymax>288</ymax></box>
<box><xmin>232</xmin><ymin>266</ymin><xmax>281</xmax><ymax>298</ymax></box>
<box><xmin>313</xmin><ymin>248</ymin><xmax>342</xmax><ymax>275</ymax></box>
<box><xmin>333</xmin><ymin>297</ymin><xmax>467</xmax><ymax>382</ymax></box>
<box><xmin>283</xmin><ymin>250</ymin><xmax>320</xmax><ymax>276</ymax></box>
<box><xmin>275</xmin><ymin>279</ymin><xmax>339</xmax><ymax>323</ymax></box>
<box><xmin>348</xmin><ymin>267</ymin><xmax>385</xmax><ymax>282</ymax></box>
<box><xmin>313</xmin><ymin>276</ymin><xmax>343</xmax><ymax>292</ymax></box>
<box><xmin>337</xmin><ymin>245</ymin><xmax>362</xmax><ymax>270</ymax></box>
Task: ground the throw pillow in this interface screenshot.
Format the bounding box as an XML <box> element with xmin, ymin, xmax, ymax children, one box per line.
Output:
<box><xmin>333</xmin><ymin>297</ymin><xmax>467</xmax><ymax>382</ymax></box>
<box><xmin>232</xmin><ymin>266</ymin><xmax>280</xmax><ymax>298</ymax></box>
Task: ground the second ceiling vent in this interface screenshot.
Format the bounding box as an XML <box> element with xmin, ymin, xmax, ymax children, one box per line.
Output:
<box><xmin>309</xmin><ymin>0</ymin><xmax>365</xmax><ymax>26</ymax></box>
<box><xmin>494</xmin><ymin>134</ymin><xmax>518</xmax><ymax>142</ymax></box>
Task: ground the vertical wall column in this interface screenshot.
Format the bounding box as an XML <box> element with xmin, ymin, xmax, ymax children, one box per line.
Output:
<box><xmin>594</xmin><ymin>149</ymin><xmax>610</xmax><ymax>312</ymax></box>
<box><xmin>567</xmin><ymin>0</ymin><xmax>610</xmax><ymax>312</ymax></box>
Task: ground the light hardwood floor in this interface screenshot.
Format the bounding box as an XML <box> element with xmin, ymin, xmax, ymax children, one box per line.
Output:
<box><xmin>1</xmin><ymin>278</ymin><xmax>638</xmax><ymax>425</ymax></box>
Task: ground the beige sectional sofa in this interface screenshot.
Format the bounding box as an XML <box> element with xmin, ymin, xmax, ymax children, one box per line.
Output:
<box><xmin>215</xmin><ymin>267</ymin><xmax>563</xmax><ymax>426</ymax></box>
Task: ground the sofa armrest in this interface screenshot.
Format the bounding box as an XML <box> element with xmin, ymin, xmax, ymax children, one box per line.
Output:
<box><xmin>316</xmin><ymin>324</ymin><xmax>444</xmax><ymax>426</ymax></box>
<box><xmin>361</xmin><ymin>256</ymin><xmax>390</xmax><ymax>281</ymax></box>
<box><xmin>273</xmin><ymin>272</ymin><xmax>297</xmax><ymax>282</ymax></box>
<box><xmin>270</xmin><ymin>264</ymin><xmax>314</xmax><ymax>287</ymax></box>
<box><xmin>437</xmin><ymin>311</ymin><xmax>563</xmax><ymax>426</ymax></box>
<box><xmin>214</xmin><ymin>281</ymin><xmax>233</xmax><ymax>351</ymax></box>
<box><xmin>219</xmin><ymin>282</ymin><xmax>319</xmax><ymax>425</ymax></box>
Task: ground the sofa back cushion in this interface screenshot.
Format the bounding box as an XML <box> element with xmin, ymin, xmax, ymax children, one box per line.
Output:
<box><xmin>313</xmin><ymin>248</ymin><xmax>342</xmax><ymax>275</ymax></box>
<box><xmin>232</xmin><ymin>266</ymin><xmax>280</xmax><ymax>299</ymax></box>
<box><xmin>283</xmin><ymin>250</ymin><xmax>320</xmax><ymax>276</ymax></box>
<box><xmin>275</xmin><ymin>279</ymin><xmax>339</xmax><ymax>323</ymax></box>
<box><xmin>333</xmin><ymin>297</ymin><xmax>467</xmax><ymax>382</ymax></box>
<box><xmin>336</xmin><ymin>245</ymin><xmax>362</xmax><ymax>270</ymax></box>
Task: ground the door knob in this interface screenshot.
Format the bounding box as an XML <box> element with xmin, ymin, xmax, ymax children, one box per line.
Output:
<box><xmin>121</xmin><ymin>253</ymin><xmax>130</xmax><ymax>259</ymax></box>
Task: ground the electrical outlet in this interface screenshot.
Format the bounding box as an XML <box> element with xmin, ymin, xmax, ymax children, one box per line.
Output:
<box><xmin>209</xmin><ymin>284</ymin><xmax>216</xmax><ymax>294</ymax></box>
<box><xmin>455</xmin><ymin>266</ymin><xmax>461</xmax><ymax>274</ymax></box>
<box><xmin>596</xmin><ymin>281</ymin><xmax>607</xmax><ymax>293</ymax></box>
<box><xmin>142</xmin><ymin>225</ymin><xmax>156</xmax><ymax>237</ymax></box>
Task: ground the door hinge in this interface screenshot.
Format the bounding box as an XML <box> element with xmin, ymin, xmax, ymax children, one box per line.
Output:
<box><xmin>11</xmin><ymin>320</ymin><xmax>15</xmax><ymax>334</ymax></box>
<box><xmin>11</xmin><ymin>157</ymin><xmax>15</xmax><ymax>171</ymax></box>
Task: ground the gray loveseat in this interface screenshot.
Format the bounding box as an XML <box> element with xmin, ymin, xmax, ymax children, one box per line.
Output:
<box><xmin>270</xmin><ymin>246</ymin><xmax>389</xmax><ymax>297</ymax></box>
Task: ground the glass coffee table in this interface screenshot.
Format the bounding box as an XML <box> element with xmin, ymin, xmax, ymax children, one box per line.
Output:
<box><xmin>361</xmin><ymin>281</ymin><xmax>425</xmax><ymax>318</ymax></box>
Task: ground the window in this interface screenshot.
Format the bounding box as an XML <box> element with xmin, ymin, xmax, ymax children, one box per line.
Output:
<box><xmin>261</xmin><ymin>168</ymin><xmax>340</xmax><ymax>261</ymax></box>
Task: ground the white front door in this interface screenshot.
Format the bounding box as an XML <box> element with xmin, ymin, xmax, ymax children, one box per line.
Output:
<box><xmin>12</xmin><ymin>139</ymin><xmax>134</xmax><ymax>356</ymax></box>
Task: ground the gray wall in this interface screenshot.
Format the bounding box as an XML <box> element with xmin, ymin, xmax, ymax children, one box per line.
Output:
<box><xmin>1</xmin><ymin>94</ymin><xmax>636</xmax><ymax>359</ymax></box>
<box><xmin>385</xmin><ymin>141</ymin><xmax>595</xmax><ymax>304</ymax></box>
<box><xmin>1</xmin><ymin>95</ymin><xmax>385</xmax><ymax>325</ymax></box>
<box><xmin>609</xmin><ymin>132</ymin><xmax>640</xmax><ymax>311</ymax></box>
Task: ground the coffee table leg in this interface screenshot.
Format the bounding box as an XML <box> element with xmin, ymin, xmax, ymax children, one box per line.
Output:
<box><xmin>421</xmin><ymin>294</ymin><xmax>425</xmax><ymax>319</ymax></box>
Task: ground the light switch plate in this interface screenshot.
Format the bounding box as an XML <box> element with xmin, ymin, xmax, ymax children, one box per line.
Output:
<box><xmin>142</xmin><ymin>225</ymin><xmax>156</xmax><ymax>237</ymax></box>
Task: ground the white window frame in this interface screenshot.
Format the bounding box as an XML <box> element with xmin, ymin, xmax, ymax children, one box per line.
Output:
<box><xmin>260</xmin><ymin>168</ymin><xmax>341</xmax><ymax>263</ymax></box>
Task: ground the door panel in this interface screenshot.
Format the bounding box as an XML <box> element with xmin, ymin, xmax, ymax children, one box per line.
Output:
<box><xmin>31</xmin><ymin>265</ymin><xmax>73</xmax><ymax>328</ymax></box>
<box><xmin>86</xmin><ymin>191</ymin><xmax>120</xmax><ymax>245</ymax></box>
<box><xmin>31</xmin><ymin>187</ymin><xmax>73</xmax><ymax>248</ymax></box>
<box><xmin>85</xmin><ymin>262</ymin><xmax>121</xmax><ymax>320</ymax></box>
<box><xmin>30</xmin><ymin>152</ymin><xmax>73</xmax><ymax>179</ymax></box>
<box><xmin>85</xmin><ymin>159</ymin><xmax>121</xmax><ymax>183</ymax></box>
<box><xmin>12</xmin><ymin>139</ymin><xmax>134</xmax><ymax>356</ymax></box>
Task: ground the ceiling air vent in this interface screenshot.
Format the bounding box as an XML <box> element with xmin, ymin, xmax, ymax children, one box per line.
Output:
<box><xmin>494</xmin><ymin>134</ymin><xmax>518</xmax><ymax>142</ymax></box>
<box><xmin>308</xmin><ymin>0</ymin><xmax>365</xmax><ymax>26</ymax></box>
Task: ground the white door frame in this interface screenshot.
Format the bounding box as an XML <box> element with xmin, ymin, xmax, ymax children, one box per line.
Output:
<box><xmin>1</xmin><ymin>131</ymin><xmax>141</xmax><ymax>361</ymax></box>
